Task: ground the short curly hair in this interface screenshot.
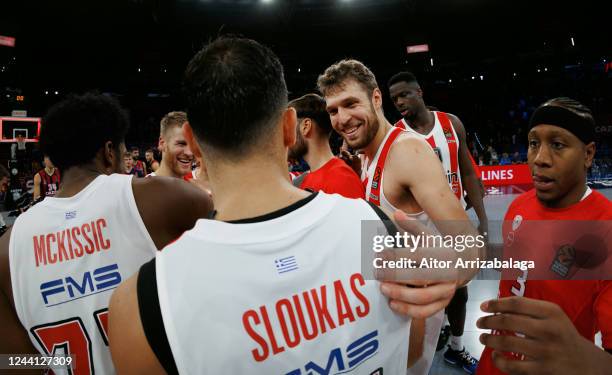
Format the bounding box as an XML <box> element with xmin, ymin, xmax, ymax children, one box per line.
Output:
<box><xmin>40</xmin><ymin>93</ymin><xmax>130</xmax><ymax>170</ymax></box>
<box><xmin>317</xmin><ymin>59</ymin><xmax>378</xmax><ymax>97</ymax></box>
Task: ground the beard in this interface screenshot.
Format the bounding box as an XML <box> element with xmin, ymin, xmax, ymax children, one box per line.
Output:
<box><xmin>345</xmin><ymin>104</ymin><xmax>380</xmax><ymax>151</ymax></box>
<box><xmin>288</xmin><ymin>134</ymin><xmax>308</xmax><ymax>161</ymax></box>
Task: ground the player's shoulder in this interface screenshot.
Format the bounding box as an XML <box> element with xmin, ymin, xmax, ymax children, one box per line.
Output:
<box><xmin>391</xmin><ymin>132</ymin><xmax>437</xmax><ymax>167</ymax></box>
<box><xmin>584</xmin><ymin>189</ymin><xmax>612</xmax><ymax>218</ymax></box>
<box><xmin>505</xmin><ymin>189</ymin><xmax>538</xmax><ymax>218</ymax></box>
<box><xmin>132</xmin><ymin>174</ymin><xmax>206</xmax><ymax>208</ymax></box>
<box><xmin>588</xmin><ymin>189</ymin><xmax>611</xmax><ymax>205</ymax></box>
<box><xmin>394</xmin><ymin>131</ymin><xmax>430</xmax><ymax>150</ymax></box>
<box><xmin>437</xmin><ymin>112</ymin><xmax>465</xmax><ymax>132</ymax></box>
<box><xmin>437</xmin><ymin>111</ymin><xmax>460</xmax><ymax>121</ymax></box>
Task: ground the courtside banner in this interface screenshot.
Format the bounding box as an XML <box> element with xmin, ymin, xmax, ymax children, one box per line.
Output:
<box><xmin>479</xmin><ymin>164</ymin><xmax>532</xmax><ymax>186</ymax></box>
<box><xmin>360</xmin><ymin>220</ymin><xmax>611</xmax><ymax>281</ymax></box>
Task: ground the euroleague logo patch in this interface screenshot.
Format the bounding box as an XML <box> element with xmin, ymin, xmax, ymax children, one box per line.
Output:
<box><xmin>372</xmin><ymin>167</ymin><xmax>382</xmax><ymax>190</ymax></box>
<box><xmin>550</xmin><ymin>244</ymin><xmax>576</xmax><ymax>278</ymax></box>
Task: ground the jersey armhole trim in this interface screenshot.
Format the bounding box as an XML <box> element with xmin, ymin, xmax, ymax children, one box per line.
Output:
<box><xmin>125</xmin><ymin>175</ymin><xmax>158</xmax><ymax>252</ymax></box>
<box><xmin>366</xmin><ymin>201</ymin><xmax>399</xmax><ymax>236</ymax></box>
<box><xmin>137</xmin><ymin>259</ymin><xmax>178</xmax><ymax>375</ymax></box>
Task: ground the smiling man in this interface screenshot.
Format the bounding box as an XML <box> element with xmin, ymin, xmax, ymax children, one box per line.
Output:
<box><xmin>151</xmin><ymin>111</ymin><xmax>195</xmax><ymax>179</ymax></box>
<box><xmin>318</xmin><ymin>59</ymin><xmax>481</xmax><ymax>375</ymax></box>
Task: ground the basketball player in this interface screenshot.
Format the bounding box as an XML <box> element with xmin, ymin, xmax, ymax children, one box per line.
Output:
<box><xmin>145</xmin><ymin>148</ymin><xmax>160</xmax><ymax>172</ymax></box>
<box><xmin>0</xmin><ymin>93</ymin><xmax>213</xmax><ymax>374</ymax></box>
<box><xmin>388</xmin><ymin>71</ymin><xmax>485</xmax><ymax>373</ymax></box>
<box><xmin>288</xmin><ymin>93</ymin><xmax>364</xmax><ymax>198</ymax></box>
<box><xmin>151</xmin><ymin>111</ymin><xmax>194</xmax><ymax>178</ymax></box>
<box><xmin>33</xmin><ymin>155</ymin><xmax>61</xmax><ymax>200</ymax></box>
<box><xmin>131</xmin><ymin>147</ymin><xmax>147</xmax><ymax>176</ymax></box>
<box><xmin>476</xmin><ymin>98</ymin><xmax>612</xmax><ymax>374</ymax></box>
<box><xmin>108</xmin><ymin>36</ymin><xmax>458</xmax><ymax>374</ymax></box>
<box><xmin>318</xmin><ymin>59</ymin><xmax>482</xmax><ymax>375</ymax></box>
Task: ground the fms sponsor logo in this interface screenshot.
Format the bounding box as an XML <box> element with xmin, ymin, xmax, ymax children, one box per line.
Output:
<box><xmin>286</xmin><ymin>330</ymin><xmax>379</xmax><ymax>375</ymax></box>
<box><xmin>40</xmin><ymin>264</ymin><xmax>121</xmax><ymax>307</ymax></box>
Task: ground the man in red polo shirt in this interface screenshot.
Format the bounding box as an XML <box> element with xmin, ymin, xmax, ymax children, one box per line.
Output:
<box><xmin>476</xmin><ymin>97</ymin><xmax>612</xmax><ymax>374</ymax></box>
<box><xmin>288</xmin><ymin>93</ymin><xmax>364</xmax><ymax>198</ymax></box>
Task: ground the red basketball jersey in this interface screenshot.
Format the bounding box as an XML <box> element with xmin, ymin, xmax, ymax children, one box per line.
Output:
<box><xmin>37</xmin><ymin>168</ymin><xmax>61</xmax><ymax>198</ymax></box>
<box><xmin>396</xmin><ymin>111</ymin><xmax>465</xmax><ymax>207</ymax></box>
<box><xmin>477</xmin><ymin>189</ymin><xmax>612</xmax><ymax>374</ymax></box>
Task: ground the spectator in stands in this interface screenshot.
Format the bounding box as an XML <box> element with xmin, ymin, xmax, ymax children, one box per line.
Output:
<box><xmin>499</xmin><ymin>152</ymin><xmax>511</xmax><ymax>165</ymax></box>
<box><xmin>488</xmin><ymin>145</ymin><xmax>499</xmax><ymax>165</ymax></box>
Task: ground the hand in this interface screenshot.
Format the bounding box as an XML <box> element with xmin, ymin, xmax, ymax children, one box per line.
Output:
<box><xmin>339</xmin><ymin>150</ymin><xmax>362</xmax><ymax>176</ymax></box>
<box><xmin>379</xmin><ymin>280</ymin><xmax>456</xmax><ymax>319</ymax></box>
<box><xmin>477</xmin><ymin>296</ymin><xmax>611</xmax><ymax>375</ymax></box>
<box><xmin>377</xmin><ymin>210</ymin><xmax>458</xmax><ymax>319</ymax></box>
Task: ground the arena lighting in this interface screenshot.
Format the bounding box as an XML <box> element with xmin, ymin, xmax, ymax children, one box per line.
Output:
<box><xmin>54</xmin><ymin>91</ymin><xmax>59</xmax><ymax>95</ymax></box>
<box><xmin>430</xmin><ymin>58</ymin><xmax>434</xmax><ymax>67</ymax></box>
<box><xmin>544</xmin><ymin>67</ymin><xmax>548</xmax><ymax>72</ymax></box>
<box><xmin>0</xmin><ymin>35</ymin><xmax>16</xmax><ymax>47</ymax></box>
<box><xmin>479</xmin><ymin>75</ymin><xmax>483</xmax><ymax>80</ymax></box>
<box><xmin>513</xmin><ymin>72</ymin><xmax>517</xmax><ymax>77</ymax></box>
<box><xmin>45</xmin><ymin>91</ymin><xmax>49</xmax><ymax>95</ymax></box>
<box><xmin>471</xmin><ymin>76</ymin><xmax>475</xmax><ymax>80</ymax></box>
<box><xmin>448</xmin><ymin>79</ymin><xmax>452</xmax><ymax>83</ymax></box>
<box><xmin>571</xmin><ymin>37</ymin><xmax>575</xmax><ymax>46</ymax></box>
<box><xmin>261</xmin><ymin>0</ymin><xmax>273</xmax><ymax>4</ymax></box>
<box><xmin>297</xmin><ymin>68</ymin><xmax>301</xmax><ymax>72</ymax></box>
<box><xmin>138</xmin><ymin>68</ymin><xmax>141</xmax><ymax>72</ymax></box>
<box><xmin>406</xmin><ymin>44</ymin><xmax>429</xmax><ymax>54</ymax></box>
<box><xmin>537</xmin><ymin>68</ymin><xmax>541</xmax><ymax>73</ymax></box>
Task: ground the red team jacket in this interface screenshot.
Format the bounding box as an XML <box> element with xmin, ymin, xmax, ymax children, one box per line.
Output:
<box><xmin>477</xmin><ymin>188</ymin><xmax>612</xmax><ymax>374</ymax></box>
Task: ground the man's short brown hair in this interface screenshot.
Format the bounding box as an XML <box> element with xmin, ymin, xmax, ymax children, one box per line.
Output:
<box><xmin>288</xmin><ymin>93</ymin><xmax>332</xmax><ymax>136</ymax></box>
<box><xmin>160</xmin><ymin>111</ymin><xmax>188</xmax><ymax>136</ymax></box>
<box><xmin>317</xmin><ymin>59</ymin><xmax>378</xmax><ymax>97</ymax></box>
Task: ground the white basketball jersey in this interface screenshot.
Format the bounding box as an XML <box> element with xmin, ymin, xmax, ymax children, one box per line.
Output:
<box><xmin>9</xmin><ymin>174</ymin><xmax>157</xmax><ymax>375</ymax></box>
<box><xmin>361</xmin><ymin>127</ymin><xmax>433</xmax><ymax>227</ymax></box>
<box><xmin>396</xmin><ymin>111</ymin><xmax>466</xmax><ymax>208</ymax></box>
<box><xmin>360</xmin><ymin>128</ymin><xmax>443</xmax><ymax>375</ymax></box>
<box><xmin>156</xmin><ymin>193</ymin><xmax>410</xmax><ymax>374</ymax></box>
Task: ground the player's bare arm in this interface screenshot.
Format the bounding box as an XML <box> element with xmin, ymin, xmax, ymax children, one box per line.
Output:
<box><xmin>108</xmin><ymin>273</ymin><xmax>165</xmax><ymax>374</ymax></box>
<box><xmin>132</xmin><ymin>176</ymin><xmax>213</xmax><ymax>249</ymax></box>
<box><xmin>386</xmin><ymin>135</ymin><xmax>483</xmax><ymax>277</ymax></box>
<box><xmin>449</xmin><ymin>114</ymin><xmax>488</xmax><ymax>235</ymax></box>
<box><xmin>32</xmin><ymin>173</ymin><xmax>42</xmax><ymax>201</ymax></box>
